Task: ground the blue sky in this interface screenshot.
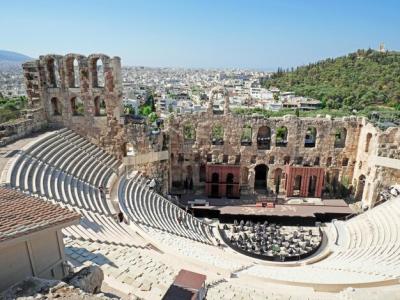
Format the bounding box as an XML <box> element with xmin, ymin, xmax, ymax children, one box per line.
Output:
<box><xmin>1</xmin><ymin>0</ymin><xmax>399</xmax><ymax>69</ymax></box>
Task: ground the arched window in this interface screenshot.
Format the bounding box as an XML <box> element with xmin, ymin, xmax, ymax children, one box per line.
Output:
<box><xmin>294</xmin><ymin>175</ymin><xmax>302</xmax><ymax>194</ymax></box>
<box><xmin>47</xmin><ymin>58</ymin><xmax>61</xmax><ymax>88</ymax></box>
<box><xmin>241</xmin><ymin>124</ymin><xmax>252</xmax><ymax>146</ymax></box>
<box><xmin>283</xmin><ymin>156</ymin><xmax>290</xmax><ymax>165</ymax></box>
<box><xmin>183</xmin><ymin>124</ymin><xmax>195</xmax><ymax>141</ymax></box>
<box><xmin>50</xmin><ymin>97</ymin><xmax>61</xmax><ymax>116</ymax></box>
<box><xmin>71</xmin><ymin>97</ymin><xmax>84</xmax><ymax>116</ymax></box>
<box><xmin>276</xmin><ymin>126</ymin><xmax>288</xmax><ymax>147</ymax></box>
<box><xmin>304</xmin><ymin>127</ymin><xmax>317</xmax><ymax>148</ymax></box>
<box><xmin>211</xmin><ymin>124</ymin><xmax>224</xmax><ymax>145</ymax></box>
<box><xmin>342</xmin><ymin>157</ymin><xmax>349</xmax><ymax>166</ymax></box>
<box><xmin>365</xmin><ymin>133</ymin><xmax>372</xmax><ymax>152</ymax></box>
<box><xmin>211</xmin><ymin>172</ymin><xmax>219</xmax><ymax>183</ymax></box>
<box><xmin>95</xmin><ymin>59</ymin><xmax>104</xmax><ymax>87</ymax></box>
<box><xmin>226</xmin><ymin>173</ymin><xmax>234</xmax><ymax>184</ymax></box>
<box><xmin>334</xmin><ymin>128</ymin><xmax>347</xmax><ymax>148</ymax></box>
<box><xmin>257</xmin><ymin>126</ymin><xmax>271</xmax><ymax>150</ymax></box>
<box><xmin>308</xmin><ymin>175</ymin><xmax>317</xmax><ymax>197</ymax></box>
<box><xmin>94</xmin><ymin>96</ymin><xmax>106</xmax><ymax>116</ymax></box>
<box><xmin>73</xmin><ymin>58</ymin><xmax>80</xmax><ymax>87</ymax></box>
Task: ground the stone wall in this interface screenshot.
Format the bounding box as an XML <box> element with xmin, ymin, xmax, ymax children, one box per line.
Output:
<box><xmin>166</xmin><ymin>108</ymin><xmax>362</xmax><ymax>196</ymax></box>
<box><xmin>22</xmin><ymin>54</ymin><xmax>125</xmax><ymax>158</ymax></box>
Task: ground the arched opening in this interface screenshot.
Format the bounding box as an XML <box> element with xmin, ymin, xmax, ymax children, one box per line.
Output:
<box><xmin>342</xmin><ymin>157</ymin><xmax>349</xmax><ymax>166</ymax></box>
<box><xmin>241</xmin><ymin>124</ymin><xmax>252</xmax><ymax>146</ymax></box>
<box><xmin>226</xmin><ymin>173</ymin><xmax>234</xmax><ymax>197</ymax></box>
<box><xmin>71</xmin><ymin>97</ymin><xmax>84</xmax><ymax>116</ymax></box>
<box><xmin>326</xmin><ymin>157</ymin><xmax>332</xmax><ymax>167</ymax></box>
<box><xmin>334</xmin><ymin>128</ymin><xmax>347</xmax><ymax>148</ymax></box>
<box><xmin>254</xmin><ymin>164</ymin><xmax>268</xmax><ymax>190</ymax></box>
<box><xmin>94</xmin><ymin>96</ymin><xmax>106</xmax><ymax>116</ymax></box>
<box><xmin>283</xmin><ymin>156</ymin><xmax>290</xmax><ymax>165</ymax></box>
<box><xmin>211</xmin><ymin>172</ymin><xmax>219</xmax><ymax>197</ymax></box>
<box><xmin>274</xmin><ymin>168</ymin><xmax>283</xmax><ymax>194</ymax></box>
<box><xmin>365</xmin><ymin>133</ymin><xmax>372</xmax><ymax>152</ymax></box>
<box><xmin>50</xmin><ymin>97</ymin><xmax>61</xmax><ymax>116</ymax></box>
<box><xmin>183</xmin><ymin>124</ymin><xmax>195</xmax><ymax>141</ymax></box>
<box><xmin>94</xmin><ymin>58</ymin><xmax>104</xmax><ymax>87</ymax></box>
<box><xmin>304</xmin><ymin>127</ymin><xmax>317</xmax><ymax>148</ymax></box>
<box><xmin>211</xmin><ymin>124</ymin><xmax>224</xmax><ymax>145</ymax></box>
<box><xmin>47</xmin><ymin>58</ymin><xmax>61</xmax><ymax>88</ymax></box>
<box><xmin>199</xmin><ymin>164</ymin><xmax>206</xmax><ymax>182</ymax></box>
<box><xmin>184</xmin><ymin>166</ymin><xmax>193</xmax><ymax>190</ymax></box>
<box><xmin>276</xmin><ymin>126</ymin><xmax>288</xmax><ymax>147</ymax></box>
<box><xmin>73</xmin><ymin>58</ymin><xmax>80</xmax><ymax>87</ymax></box>
<box><xmin>356</xmin><ymin>175</ymin><xmax>366</xmax><ymax>201</ymax></box>
<box><xmin>124</xmin><ymin>142</ymin><xmax>134</xmax><ymax>156</ymax></box>
<box><xmin>257</xmin><ymin>126</ymin><xmax>271</xmax><ymax>150</ymax></box>
<box><xmin>308</xmin><ymin>175</ymin><xmax>317</xmax><ymax>197</ymax></box>
<box><xmin>293</xmin><ymin>175</ymin><xmax>302</xmax><ymax>196</ymax></box>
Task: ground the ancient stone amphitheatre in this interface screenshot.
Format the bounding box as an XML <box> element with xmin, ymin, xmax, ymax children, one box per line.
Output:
<box><xmin>0</xmin><ymin>53</ymin><xmax>399</xmax><ymax>300</ymax></box>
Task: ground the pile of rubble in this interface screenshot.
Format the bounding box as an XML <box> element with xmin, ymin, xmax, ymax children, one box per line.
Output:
<box><xmin>0</xmin><ymin>266</ymin><xmax>118</xmax><ymax>300</ymax></box>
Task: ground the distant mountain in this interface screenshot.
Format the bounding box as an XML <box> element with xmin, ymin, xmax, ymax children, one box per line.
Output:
<box><xmin>0</xmin><ymin>50</ymin><xmax>33</xmax><ymax>71</ymax></box>
<box><xmin>263</xmin><ymin>49</ymin><xmax>400</xmax><ymax>110</ymax></box>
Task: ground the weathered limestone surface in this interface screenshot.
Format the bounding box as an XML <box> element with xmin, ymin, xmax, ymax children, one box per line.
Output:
<box><xmin>67</xmin><ymin>266</ymin><xmax>104</xmax><ymax>294</ymax></box>
<box><xmin>0</xmin><ymin>276</ymin><xmax>116</xmax><ymax>300</ymax></box>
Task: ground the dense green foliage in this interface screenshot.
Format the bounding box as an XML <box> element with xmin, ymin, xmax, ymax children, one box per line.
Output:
<box><xmin>0</xmin><ymin>96</ymin><xmax>27</xmax><ymax>123</ymax></box>
<box><xmin>263</xmin><ymin>49</ymin><xmax>400</xmax><ymax>110</ymax></box>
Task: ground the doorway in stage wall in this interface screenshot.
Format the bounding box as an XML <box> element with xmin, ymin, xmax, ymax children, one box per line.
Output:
<box><xmin>254</xmin><ymin>164</ymin><xmax>268</xmax><ymax>191</ymax></box>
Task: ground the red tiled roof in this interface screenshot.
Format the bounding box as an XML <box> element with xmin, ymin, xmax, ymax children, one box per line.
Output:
<box><xmin>0</xmin><ymin>188</ymin><xmax>80</xmax><ymax>243</ymax></box>
<box><xmin>173</xmin><ymin>269</ymin><xmax>206</xmax><ymax>290</ymax></box>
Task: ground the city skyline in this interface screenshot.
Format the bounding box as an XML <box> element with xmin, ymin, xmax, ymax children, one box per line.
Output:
<box><xmin>1</xmin><ymin>0</ymin><xmax>400</xmax><ymax>69</ymax></box>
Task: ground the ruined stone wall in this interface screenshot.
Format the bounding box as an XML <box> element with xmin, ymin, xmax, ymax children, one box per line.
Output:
<box><xmin>166</xmin><ymin>108</ymin><xmax>362</xmax><ymax>196</ymax></box>
<box><xmin>23</xmin><ymin>54</ymin><xmax>125</xmax><ymax>158</ymax></box>
<box><xmin>353</xmin><ymin>120</ymin><xmax>400</xmax><ymax>207</ymax></box>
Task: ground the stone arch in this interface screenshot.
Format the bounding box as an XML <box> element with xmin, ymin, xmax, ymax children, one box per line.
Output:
<box><xmin>356</xmin><ymin>175</ymin><xmax>366</xmax><ymax>201</ymax></box>
<box><xmin>65</xmin><ymin>56</ymin><xmax>81</xmax><ymax>88</ymax></box>
<box><xmin>46</xmin><ymin>57</ymin><xmax>61</xmax><ymax>88</ymax></box>
<box><xmin>211</xmin><ymin>124</ymin><xmax>224</xmax><ymax>145</ymax></box>
<box><xmin>73</xmin><ymin>58</ymin><xmax>80</xmax><ymax>87</ymax></box>
<box><xmin>241</xmin><ymin>124</ymin><xmax>252</xmax><ymax>146</ymax></box>
<box><xmin>334</xmin><ymin>127</ymin><xmax>347</xmax><ymax>148</ymax></box>
<box><xmin>257</xmin><ymin>126</ymin><xmax>271</xmax><ymax>150</ymax></box>
<box><xmin>71</xmin><ymin>96</ymin><xmax>84</xmax><ymax>116</ymax></box>
<box><xmin>211</xmin><ymin>172</ymin><xmax>219</xmax><ymax>197</ymax></box>
<box><xmin>305</xmin><ymin>127</ymin><xmax>317</xmax><ymax>148</ymax></box>
<box><xmin>95</xmin><ymin>58</ymin><xmax>105</xmax><ymax>87</ymax></box>
<box><xmin>365</xmin><ymin>133</ymin><xmax>372</xmax><ymax>152</ymax></box>
<box><xmin>276</xmin><ymin>126</ymin><xmax>288</xmax><ymax>147</ymax></box>
<box><xmin>94</xmin><ymin>96</ymin><xmax>106</xmax><ymax>116</ymax></box>
<box><xmin>254</xmin><ymin>164</ymin><xmax>268</xmax><ymax>190</ymax></box>
<box><xmin>283</xmin><ymin>156</ymin><xmax>290</xmax><ymax>165</ymax></box>
<box><xmin>50</xmin><ymin>97</ymin><xmax>62</xmax><ymax>116</ymax></box>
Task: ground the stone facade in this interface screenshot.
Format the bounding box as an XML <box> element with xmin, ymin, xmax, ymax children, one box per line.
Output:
<box><xmin>15</xmin><ymin>54</ymin><xmax>400</xmax><ymax>207</ymax></box>
<box><xmin>22</xmin><ymin>54</ymin><xmax>125</xmax><ymax>158</ymax></box>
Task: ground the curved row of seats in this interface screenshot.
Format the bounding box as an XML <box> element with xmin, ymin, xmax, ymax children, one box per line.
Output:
<box><xmin>241</xmin><ymin>197</ymin><xmax>400</xmax><ymax>284</ymax></box>
<box><xmin>65</xmin><ymin>239</ymin><xmax>176</xmax><ymax>299</ymax></box>
<box><xmin>9</xmin><ymin>128</ymin><xmax>120</xmax><ymax>216</ymax></box>
<box><xmin>118</xmin><ymin>172</ymin><xmax>214</xmax><ymax>245</ymax></box>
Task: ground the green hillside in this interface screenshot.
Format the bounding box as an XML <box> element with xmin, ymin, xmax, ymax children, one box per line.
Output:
<box><xmin>263</xmin><ymin>49</ymin><xmax>400</xmax><ymax>111</ymax></box>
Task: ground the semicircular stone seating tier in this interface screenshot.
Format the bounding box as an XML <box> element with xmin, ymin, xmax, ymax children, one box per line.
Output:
<box><xmin>9</xmin><ymin>128</ymin><xmax>121</xmax><ymax>216</ymax></box>
<box><xmin>239</xmin><ymin>197</ymin><xmax>400</xmax><ymax>285</ymax></box>
<box><xmin>118</xmin><ymin>171</ymin><xmax>214</xmax><ymax>245</ymax></box>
